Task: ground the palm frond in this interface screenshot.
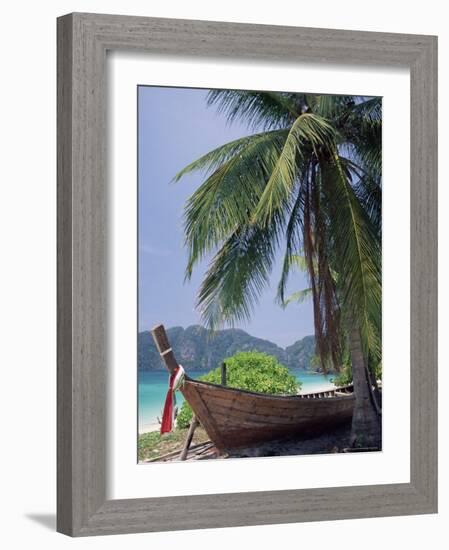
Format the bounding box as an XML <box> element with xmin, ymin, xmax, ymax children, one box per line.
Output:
<box><xmin>196</xmin><ymin>220</ymin><xmax>283</xmax><ymax>330</ymax></box>
<box><xmin>339</xmin><ymin>156</ymin><xmax>382</xmax><ymax>235</ymax></box>
<box><xmin>173</xmin><ymin>129</ymin><xmax>287</xmax><ymax>182</ymax></box>
<box><xmin>206</xmin><ymin>90</ymin><xmax>300</xmax><ymax>130</ymax></box>
<box><xmin>312</xmin><ymin>94</ymin><xmax>354</xmax><ymax>119</ymax></box>
<box><xmin>254</xmin><ymin>113</ymin><xmax>336</xmax><ymax>226</ymax></box>
<box><xmin>276</xmin><ymin>184</ymin><xmax>305</xmax><ymax>305</ymax></box>
<box><xmin>354</xmin><ymin>175</ymin><xmax>382</xmax><ymax>236</ymax></box>
<box><xmin>321</xmin><ymin>154</ymin><xmax>382</xmax><ymax>361</ymax></box>
<box><xmin>281</xmin><ymin>288</ymin><xmax>312</xmax><ymax>307</ymax></box>
<box><xmin>177</xmin><ymin>130</ymin><xmax>288</xmax><ymax>276</ymax></box>
<box><xmin>351</xmin><ymin>97</ymin><xmax>382</xmax><ymax>122</ymax></box>
<box><xmin>344</xmin><ymin>98</ymin><xmax>382</xmax><ymax>177</ymax></box>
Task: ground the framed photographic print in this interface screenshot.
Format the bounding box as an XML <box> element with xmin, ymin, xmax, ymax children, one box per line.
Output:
<box><xmin>57</xmin><ymin>13</ymin><xmax>437</xmax><ymax>536</ymax></box>
<box><xmin>136</xmin><ymin>84</ymin><xmax>383</xmax><ymax>462</ymax></box>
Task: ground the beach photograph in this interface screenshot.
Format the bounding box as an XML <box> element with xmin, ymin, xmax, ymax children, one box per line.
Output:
<box><xmin>137</xmin><ymin>86</ymin><xmax>382</xmax><ymax>463</ymax></box>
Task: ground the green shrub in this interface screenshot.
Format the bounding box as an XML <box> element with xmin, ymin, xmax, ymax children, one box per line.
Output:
<box><xmin>176</xmin><ymin>399</ymin><xmax>194</xmax><ymax>429</ymax></box>
<box><xmin>331</xmin><ymin>351</ymin><xmax>382</xmax><ymax>387</ymax></box>
<box><xmin>176</xmin><ymin>351</ymin><xmax>299</xmax><ymax>428</ymax></box>
<box><xmin>331</xmin><ymin>365</ymin><xmax>353</xmax><ymax>386</ymax></box>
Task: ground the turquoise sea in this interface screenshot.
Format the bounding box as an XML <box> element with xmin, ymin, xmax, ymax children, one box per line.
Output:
<box><xmin>138</xmin><ymin>369</ymin><xmax>337</xmax><ymax>433</ymax></box>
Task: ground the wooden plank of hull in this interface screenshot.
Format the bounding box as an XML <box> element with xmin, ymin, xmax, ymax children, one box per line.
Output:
<box><xmin>180</xmin><ymin>382</ymin><xmax>227</xmax><ymax>451</ymax></box>
<box><xmin>182</xmin><ymin>378</ymin><xmax>355</xmax><ymax>451</ymax></box>
<box><xmin>197</xmin><ymin>385</ymin><xmax>351</xmax><ymax>417</ymax></box>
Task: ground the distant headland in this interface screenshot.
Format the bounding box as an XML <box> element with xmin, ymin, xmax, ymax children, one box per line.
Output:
<box><xmin>138</xmin><ymin>325</ymin><xmax>318</xmax><ymax>372</ymax></box>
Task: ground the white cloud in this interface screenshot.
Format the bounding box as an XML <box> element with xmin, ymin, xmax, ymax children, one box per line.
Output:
<box><xmin>139</xmin><ymin>244</ymin><xmax>171</xmax><ymax>257</ymax></box>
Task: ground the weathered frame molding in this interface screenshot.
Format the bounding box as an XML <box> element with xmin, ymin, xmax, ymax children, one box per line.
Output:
<box><xmin>57</xmin><ymin>12</ymin><xmax>437</xmax><ymax>536</ymax></box>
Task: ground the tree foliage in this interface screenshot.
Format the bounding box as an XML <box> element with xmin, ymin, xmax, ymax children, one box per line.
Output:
<box><xmin>174</xmin><ymin>91</ymin><xmax>382</xmax><ymax>374</ymax></box>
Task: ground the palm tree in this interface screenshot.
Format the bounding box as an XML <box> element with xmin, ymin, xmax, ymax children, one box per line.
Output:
<box><xmin>174</xmin><ymin>91</ymin><xmax>382</xmax><ymax>447</ymax></box>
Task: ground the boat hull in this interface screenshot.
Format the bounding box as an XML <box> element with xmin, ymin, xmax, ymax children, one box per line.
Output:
<box><xmin>181</xmin><ymin>378</ymin><xmax>355</xmax><ymax>451</ymax></box>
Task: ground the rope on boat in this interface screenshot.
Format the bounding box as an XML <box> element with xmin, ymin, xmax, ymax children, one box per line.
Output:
<box><xmin>160</xmin><ymin>365</ymin><xmax>185</xmax><ymax>434</ymax></box>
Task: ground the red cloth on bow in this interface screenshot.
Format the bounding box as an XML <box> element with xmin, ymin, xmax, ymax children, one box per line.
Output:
<box><xmin>160</xmin><ymin>366</ymin><xmax>181</xmax><ymax>434</ymax></box>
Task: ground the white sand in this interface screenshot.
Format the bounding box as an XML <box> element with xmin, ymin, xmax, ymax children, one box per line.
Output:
<box><xmin>138</xmin><ymin>422</ymin><xmax>160</xmax><ymax>435</ymax></box>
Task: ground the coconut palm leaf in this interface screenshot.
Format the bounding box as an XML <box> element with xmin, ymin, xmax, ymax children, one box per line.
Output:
<box><xmin>345</xmin><ymin>98</ymin><xmax>382</xmax><ymax>177</ymax></box>
<box><xmin>206</xmin><ymin>89</ymin><xmax>300</xmax><ymax>130</ymax></box>
<box><xmin>281</xmin><ymin>287</ymin><xmax>313</xmax><ymax>307</ymax></box>
<box><xmin>254</xmin><ymin>113</ymin><xmax>337</xmax><ymax>226</ymax></box>
<box><xmin>173</xmin><ymin>129</ymin><xmax>288</xmax><ymax>182</ymax></box>
<box><xmin>196</xmin><ymin>218</ymin><xmax>284</xmax><ymax>330</ymax></box>
<box><xmin>276</xmin><ymin>185</ymin><xmax>305</xmax><ymax>305</ymax></box>
<box><xmin>354</xmin><ymin>174</ymin><xmax>382</xmax><ymax>235</ymax></box>
<box><xmin>311</xmin><ymin>94</ymin><xmax>354</xmax><ymax>119</ymax></box>
<box><xmin>321</xmin><ymin>153</ymin><xmax>381</xmax><ymax>360</ymax></box>
<box><xmin>175</xmin><ymin>130</ymin><xmax>289</xmax><ymax>276</ymax></box>
<box><xmin>339</xmin><ymin>156</ymin><xmax>382</xmax><ymax>235</ymax></box>
<box><xmin>351</xmin><ymin>96</ymin><xmax>382</xmax><ymax>122</ymax></box>
<box><xmin>277</xmin><ymin>250</ymin><xmax>313</xmax><ymax>306</ymax></box>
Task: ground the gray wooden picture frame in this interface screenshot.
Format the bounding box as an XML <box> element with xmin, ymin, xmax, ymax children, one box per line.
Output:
<box><xmin>57</xmin><ymin>12</ymin><xmax>438</xmax><ymax>537</ymax></box>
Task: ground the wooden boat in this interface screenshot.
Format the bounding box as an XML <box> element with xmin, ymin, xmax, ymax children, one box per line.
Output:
<box><xmin>152</xmin><ymin>324</ymin><xmax>355</xmax><ymax>451</ymax></box>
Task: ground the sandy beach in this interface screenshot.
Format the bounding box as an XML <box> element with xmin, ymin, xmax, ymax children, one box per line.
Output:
<box><xmin>139</xmin><ymin>422</ymin><xmax>160</xmax><ymax>435</ymax></box>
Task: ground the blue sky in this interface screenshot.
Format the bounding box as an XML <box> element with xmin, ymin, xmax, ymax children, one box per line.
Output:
<box><xmin>138</xmin><ymin>86</ymin><xmax>314</xmax><ymax>348</ymax></box>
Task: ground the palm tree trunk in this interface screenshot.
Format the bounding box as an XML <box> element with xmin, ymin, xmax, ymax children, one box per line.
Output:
<box><xmin>349</xmin><ymin>324</ymin><xmax>381</xmax><ymax>448</ymax></box>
